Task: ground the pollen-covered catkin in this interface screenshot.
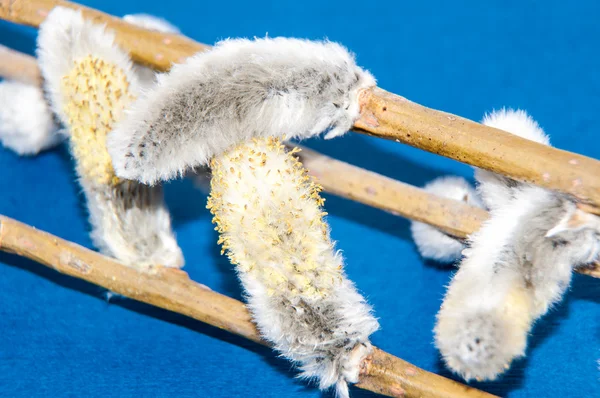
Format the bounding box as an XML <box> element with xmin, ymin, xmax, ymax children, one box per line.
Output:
<box><xmin>37</xmin><ymin>7</ymin><xmax>183</xmax><ymax>269</ymax></box>
<box><xmin>207</xmin><ymin>138</ymin><xmax>378</xmax><ymax>397</ymax></box>
<box><xmin>0</xmin><ymin>13</ymin><xmax>180</xmax><ymax>157</ymax></box>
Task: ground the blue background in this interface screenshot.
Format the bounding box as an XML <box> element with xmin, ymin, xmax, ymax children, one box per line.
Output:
<box><xmin>1</xmin><ymin>0</ymin><xmax>599</xmax><ymax>396</ymax></box>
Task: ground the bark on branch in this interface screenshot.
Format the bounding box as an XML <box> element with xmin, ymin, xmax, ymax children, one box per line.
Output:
<box><xmin>0</xmin><ymin>44</ymin><xmax>41</xmax><ymax>84</ymax></box>
<box><xmin>0</xmin><ymin>214</ymin><xmax>497</xmax><ymax>398</ymax></box>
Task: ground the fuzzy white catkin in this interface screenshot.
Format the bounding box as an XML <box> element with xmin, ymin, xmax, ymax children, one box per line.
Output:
<box><xmin>410</xmin><ymin>176</ymin><xmax>484</xmax><ymax>263</ymax></box>
<box><xmin>122</xmin><ymin>13</ymin><xmax>180</xmax><ymax>34</ymax></box>
<box><xmin>0</xmin><ymin>13</ymin><xmax>179</xmax><ymax>157</ymax></box>
<box><xmin>207</xmin><ymin>138</ymin><xmax>379</xmax><ymax>397</ymax></box>
<box><xmin>0</xmin><ymin>79</ymin><xmax>63</xmax><ymax>155</ymax></box>
<box><xmin>435</xmin><ymin>109</ymin><xmax>600</xmax><ymax>381</ymax></box>
<box><xmin>108</xmin><ymin>37</ymin><xmax>376</xmax><ymax>185</ymax></box>
<box><xmin>36</xmin><ymin>7</ymin><xmax>183</xmax><ymax>269</ymax></box>
<box><xmin>474</xmin><ymin>108</ymin><xmax>551</xmax><ymax>212</ymax></box>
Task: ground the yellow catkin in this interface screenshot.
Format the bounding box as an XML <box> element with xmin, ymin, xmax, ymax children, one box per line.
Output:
<box><xmin>61</xmin><ymin>55</ymin><xmax>136</xmax><ymax>186</ymax></box>
<box><xmin>207</xmin><ymin>137</ymin><xmax>342</xmax><ymax>300</ymax></box>
<box><xmin>501</xmin><ymin>286</ymin><xmax>535</xmax><ymax>335</ymax></box>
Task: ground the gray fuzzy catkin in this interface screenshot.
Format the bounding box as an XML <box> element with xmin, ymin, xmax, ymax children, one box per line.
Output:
<box><xmin>107</xmin><ymin>37</ymin><xmax>376</xmax><ymax>185</ymax></box>
<box><xmin>85</xmin><ymin>181</ymin><xmax>184</xmax><ymax>268</ymax></box>
<box><xmin>36</xmin><ymin>7</ymin><xmax>183</xmax><ymax>269</ymax></box>
<box><xmin>0</xmin><ymin>79</ymin><xmax>63</xmax><ymax>155</ymax></box>
<box><xmin>435</xmin><ymin>109</ymin><xmax>600</xmax><ymax>381</ymax></box>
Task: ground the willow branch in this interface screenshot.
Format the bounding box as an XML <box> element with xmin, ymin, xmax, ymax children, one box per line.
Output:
<box><xmin>297</xmin><ymin>145</ymin><xmax>487</xmax><ymax>238</ymax></box>
<box><xmin>2</xmin><ymin>0</ymin><xmax>600</xmax><ymax>212</ymax></box>
<box><xmin>354</xmin><ymin>89</ymin><xmax>600</xmax><ymax>213</ymax></box>
<box><xmin>0</xmin><ymin>214</ymin><xmax>497</xmax><ymax>398</ymax></box>
<box><xmin>297</xmin><ymin>146</ymin><xmax>600</xmax><ymax>278</ymax></box>
<box><xmin>0</xmin><ymin>47</ymin><xmax>598</xmax><ymax>278</ymax></box>
<box><xmin>0</xmin><ymin>0</ymin><xmax>207</xmax><ymax>70</ymax></box>
<box><xmin>0</xmin><ymin>44</ymin><xmax>41</xmax><ymax>84</ymax></box>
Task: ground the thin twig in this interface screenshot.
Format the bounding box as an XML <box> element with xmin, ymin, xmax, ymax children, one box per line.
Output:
<box><xmin>0</xmin><ymin>44</ymin><xmax>41</xmax><ymax>84</ymax></box>
<box><xmin>2</xmin><ymin>0</ymin><xmax>599</xmax><ymax>212</ymax></box>
<box><xmin>354</xmin><ymin>89</ymin><xmax>600</xmax><ymax>213</ymax></box>
<box><xmin>0</xmin><ymin>214</ymin><xmax>497</xmax><ymax>398</ymax></box>
<box><xmin>297</xmin><ymin>145</ymin><xmax>487</xmax><ymax>238</ymax></box>
<box><xmin>0</xmin><ymin>47</ymin><xmax>598</xmax><ymax>278</ymax></box>
<box><xmin>297</xmin><ymin>146</ymin><xmax>600</xmax><ymax>278</ymax></box>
